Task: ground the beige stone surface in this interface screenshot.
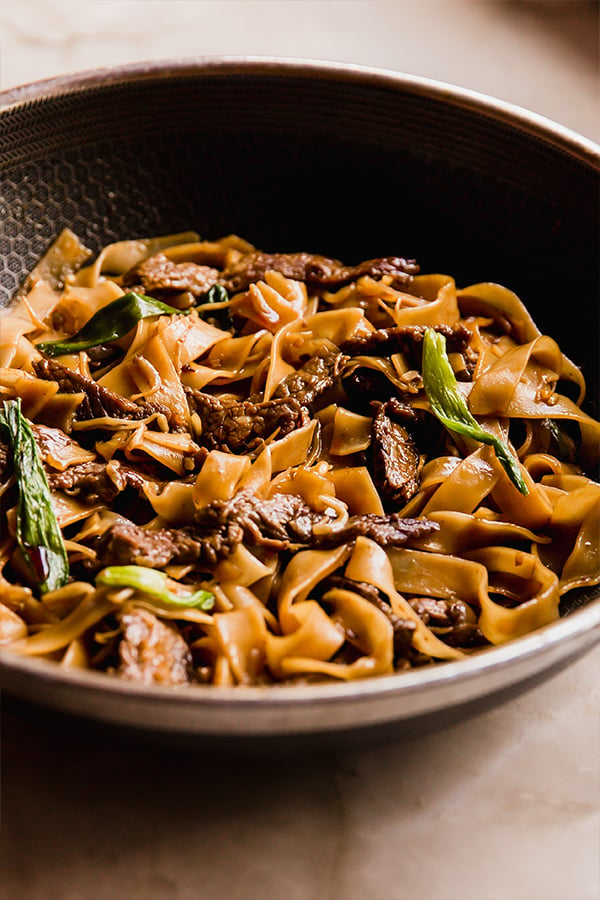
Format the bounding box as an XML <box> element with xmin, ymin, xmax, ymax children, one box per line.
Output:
<box><xmin>1</xmin><ymin>645</ymin><xmax>599</xmax><ymax>900</ymax></box>
<box><xmin>0</xmin><ymin>3</ymin><xmax>598</xmax><ymax>899</ymax></box>
<box><xmin>1</xmin><ymin>1</ymin><xmax>599</xmax><ymax>141</ymax></box>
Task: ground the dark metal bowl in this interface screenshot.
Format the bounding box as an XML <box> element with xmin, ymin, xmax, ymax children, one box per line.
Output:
<box><xmin>1</xmin><ymin>58</ymin><xmax>598</xmax><ymax>753</ymax></box>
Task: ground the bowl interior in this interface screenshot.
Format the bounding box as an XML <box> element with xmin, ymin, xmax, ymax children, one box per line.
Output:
<box><xmin>1</xmin><ymin>61</ymin><xmax>598</xmax><ymax>370</ymax></box>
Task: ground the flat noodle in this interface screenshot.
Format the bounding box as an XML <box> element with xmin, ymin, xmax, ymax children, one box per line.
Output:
<box><xmin>0</xmin><ymin>229</ymin><xmax>597</xmax><ymax>688</ymax></box>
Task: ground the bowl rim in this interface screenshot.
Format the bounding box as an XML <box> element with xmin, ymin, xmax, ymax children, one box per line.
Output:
<box><xmin>0</xmin><ymin>54</ymin><xmax>598</xmax><ymax>736</ymax></box>
<box><xmin>1</xmin><ymin>593</ymin><xmax>598</xmax><ymax>712</ymax></box>
<box><xmin>1</xmin><ymin>55</ymin><xmax>599</xmax><ymax>164</ymax></box>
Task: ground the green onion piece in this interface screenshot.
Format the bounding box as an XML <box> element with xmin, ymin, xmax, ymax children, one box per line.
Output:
<box><xmin>422</xmin><ymin>328</ymin><xmax>529</xmax><ymax>494</ymax></box>
<box><xmin>545</xmin><ymin>418</ymin><xmax>575</xmax><ymax>461</ymax></box>
<box><xmin>0</xmin><ymin>399</ymin><xmax>69</xmax><ymax>593</ymax></box>
<box><xmin>200</xmin><ymin>284</ymin><xmax>229</xmax><ymax>306</ymax></box>
<box><xmin>36</xmin><ymin>291</ymin><xmax>189</xmax><ymax>357</ymax></box>
<box><xmin>96</xmin><ymin>565</ymin><xmax>215</xmax><ymax>610</ymax></box>
<box><xmin>196</xmin><ymin>283</ymin><xmax>232</xmax><ymax>330</ymax></box>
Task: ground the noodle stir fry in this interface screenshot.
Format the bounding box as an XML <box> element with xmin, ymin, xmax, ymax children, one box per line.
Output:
<box><xmin>0</xmin><ymin>229</ymin><xmax>598</xmax><ymax>686</ymax></box>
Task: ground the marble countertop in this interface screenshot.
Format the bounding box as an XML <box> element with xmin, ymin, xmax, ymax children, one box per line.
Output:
<box><xmin>1</xmin><ymin>3</ymin><xmax>599</xmax><ymax>899</ymax></box>
<box><xmin>1</xmin><ymin>1</ymin><xmax>599</xmax><ymax>144</ymax></box>
<box><xmin>1</xmin><ymin>650</ymin><xmax>598</xmax><ymax>900</ymax></box>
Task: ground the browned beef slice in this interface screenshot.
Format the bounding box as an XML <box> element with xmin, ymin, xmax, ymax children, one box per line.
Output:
<box><xmin>220</xmin><ymin>252</ymin><xmax>419</xmax><ymax>293</ymax></box>
<box><xmin>186</xmin><ymin>390</ymin><xmax>309</xmax><ymax>453</ymax></box>
<box><xmin>340</xmin><ymin>323</ymin><xmax>472</xmax><ymax>359</ymax></box>
<box><xmin>95</xmin><ymin>494</ymin><xmax>438</xmax><ymax>568</ymax></box>
<box><xmin>118</xmin><ymin>608</ymin><xmax>192</xmax><ymax>685</ymax></box>
<box><xmin>30</xmin><ymin>422</ymin><xmax>89</xmax><ymax>462</ymax></box>
<box><xmin>122</xmin><ymin>253</ymin><xmax>220</xmax><ymax>297</ymax></box>
<box><xmin>370</xmin><ymin>399</ymin><xmax>420</xmax><ymax>506</ymax></box>
<box><xmin>271</xmin><ymin>346</ymin><xmax>347</xmax><ymax>408</ymax></box>
<box><xmin>195</xmin><ymin>491</ymin><xmax>316</xmax><ymax>549</ymax></box>
<box><xmin>186</xmin><ymin>347</ymin><xmax>344</xmax><ymax>452</ymax></box>
<box><xmin>409</xmin><ymin>597</ymin><xmax>484</xmax><ymax>648</ymax></box>
<box><xmin>33</xmin><ymin>358</ymin><xmax>171</xmax><ymax>425</ymax></box>
<box><xmin>96</xmin><ymin>497</ymin><xmax>310</xmax><ymax>569</ymax></box>
<box><xmin>321</xmin><ymin>573</ymin><xmax>417</xmax><ymax>658</ymax></box>
<box><xmin>323</xmin><ymin>511</ymin><xmax>436</xmax><ymax>548</ymax></box>
<box><xmin>96</xmin><ymin>522</ymin><xmax>206</xmax><ymax>568</ymax></box>
<box><xmin>193</xmin><ymin>492</ymin><xmax>438</xmax><ymax>553</ymax></box>
<box><xmin>48</xmin><ymin>460</ymin><xmax>146</xmax><ymax>504</ymax></box>
<box><xmin>321</xmin><ymin>574</ymin><xmax>382</xmax><ymax>605</ymax></box>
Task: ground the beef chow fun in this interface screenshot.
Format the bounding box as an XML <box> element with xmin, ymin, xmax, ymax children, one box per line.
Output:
<box><xmin>0</xmin><ymin>228</ymin><xmax>598</xmax><ymax>687</ymax></box>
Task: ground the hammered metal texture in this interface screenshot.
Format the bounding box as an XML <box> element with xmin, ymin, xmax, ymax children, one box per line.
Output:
<box><xmin>0</xmin><ymin>66</ymin><xmax>597</xmax><ymax>396</ymax></box>
<box><xmin>0</xmin><ymin>66</ymin><xmax>598</xmax><ymax>418</ymax></box>
<box><xmin>1</xmin><ymin>70</ymin><xmax>597</xmax><ymax>365</ymax></box>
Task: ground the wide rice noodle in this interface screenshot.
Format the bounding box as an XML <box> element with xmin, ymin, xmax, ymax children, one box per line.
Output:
<box><xmin>0</xmin><ymin>230</ymin><xmax>598</xmax><ymax>687</ymax></box>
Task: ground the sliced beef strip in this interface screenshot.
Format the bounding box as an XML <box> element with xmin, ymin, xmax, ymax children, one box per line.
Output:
<box><xmin>320</xmin><ymin>573</ymin><xmax>418</xmax><ymax>660</ymax></box>
<box><xmin>96</xmin><ymin>522</ymin><xmax>205</xmax><ymax>568</ymax></box>
<box><xmin>220</xmin><ymin>251</ymin><xmax>420</xmax><ymax>293</ymax></box>
<box><xmin>369</xmin><ymin>399</ymin><xmax>420</xmax><ymax>506</ymax></box>
<box><xmin>193</xmin><ymin>492</ymin><xmax>438</xmax><ymax>556</ymax></box>
<box><xmin>342</xmin><ymin>323</ymin><xmax>478</xmax><ymax>383</ymax></box>
<box><xmin>409</xmin><ymin>597</ymin><xmax>485</xmax><ymax>648</ymax></box>
<box><xmin>30</xmin><ymin>422</ymin><xmax>92</xmax><ymax>464</ymax></box>
<box><xmin>33</xmin><ymin>358</ymin><xmax>172</xmax><ymax>427</ymax></box>
<box><xmin>320</xmin><ymin>573</ymin><xmax>381</xmax><ymax>605</ymax></box>
<box><xmin>271</xmin><ymin>346</ymin><xmax>347</xmax><ymax>409</ymax></box>
<box><xmin>311</xmin><ymin>509</ymin><xmax>436</xmax><ymax>549</ymax></box>
<box><xmin>118</xmin><ymin>607</ymin><xmax>192</xmax><ymax>685</ymax></box>
<box><xmin>186</xmin><ymin>390</ymin><xmax>309</xmax><ymax>453</ymax></box>
<box><xmin>95</xmin><ymin>493</ymin><xmax>439</xmax><ymax>569</ymax></box>
<box><xmin>340</xmin><ymin>323</ymin><xmax>472</xmax><ymax>361</ymax></box>
<box><xmin>122</xmin><ymin>253</ymin><xmax>220</xmax><ymax>297</ymax></box>
<box><xmin>48</xmin><ymin>460</ymin><xmax>147</xmax><ymax>505</ymax></box>
<box><xmin>186</xmin><ymin>346</ymin><xmax>344</xmax><ymax>453</ymax></box>
<box><xmin>194</xmin><ymin>491</ymin><xmax>318</xmax><ymax>553</ymax></box>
